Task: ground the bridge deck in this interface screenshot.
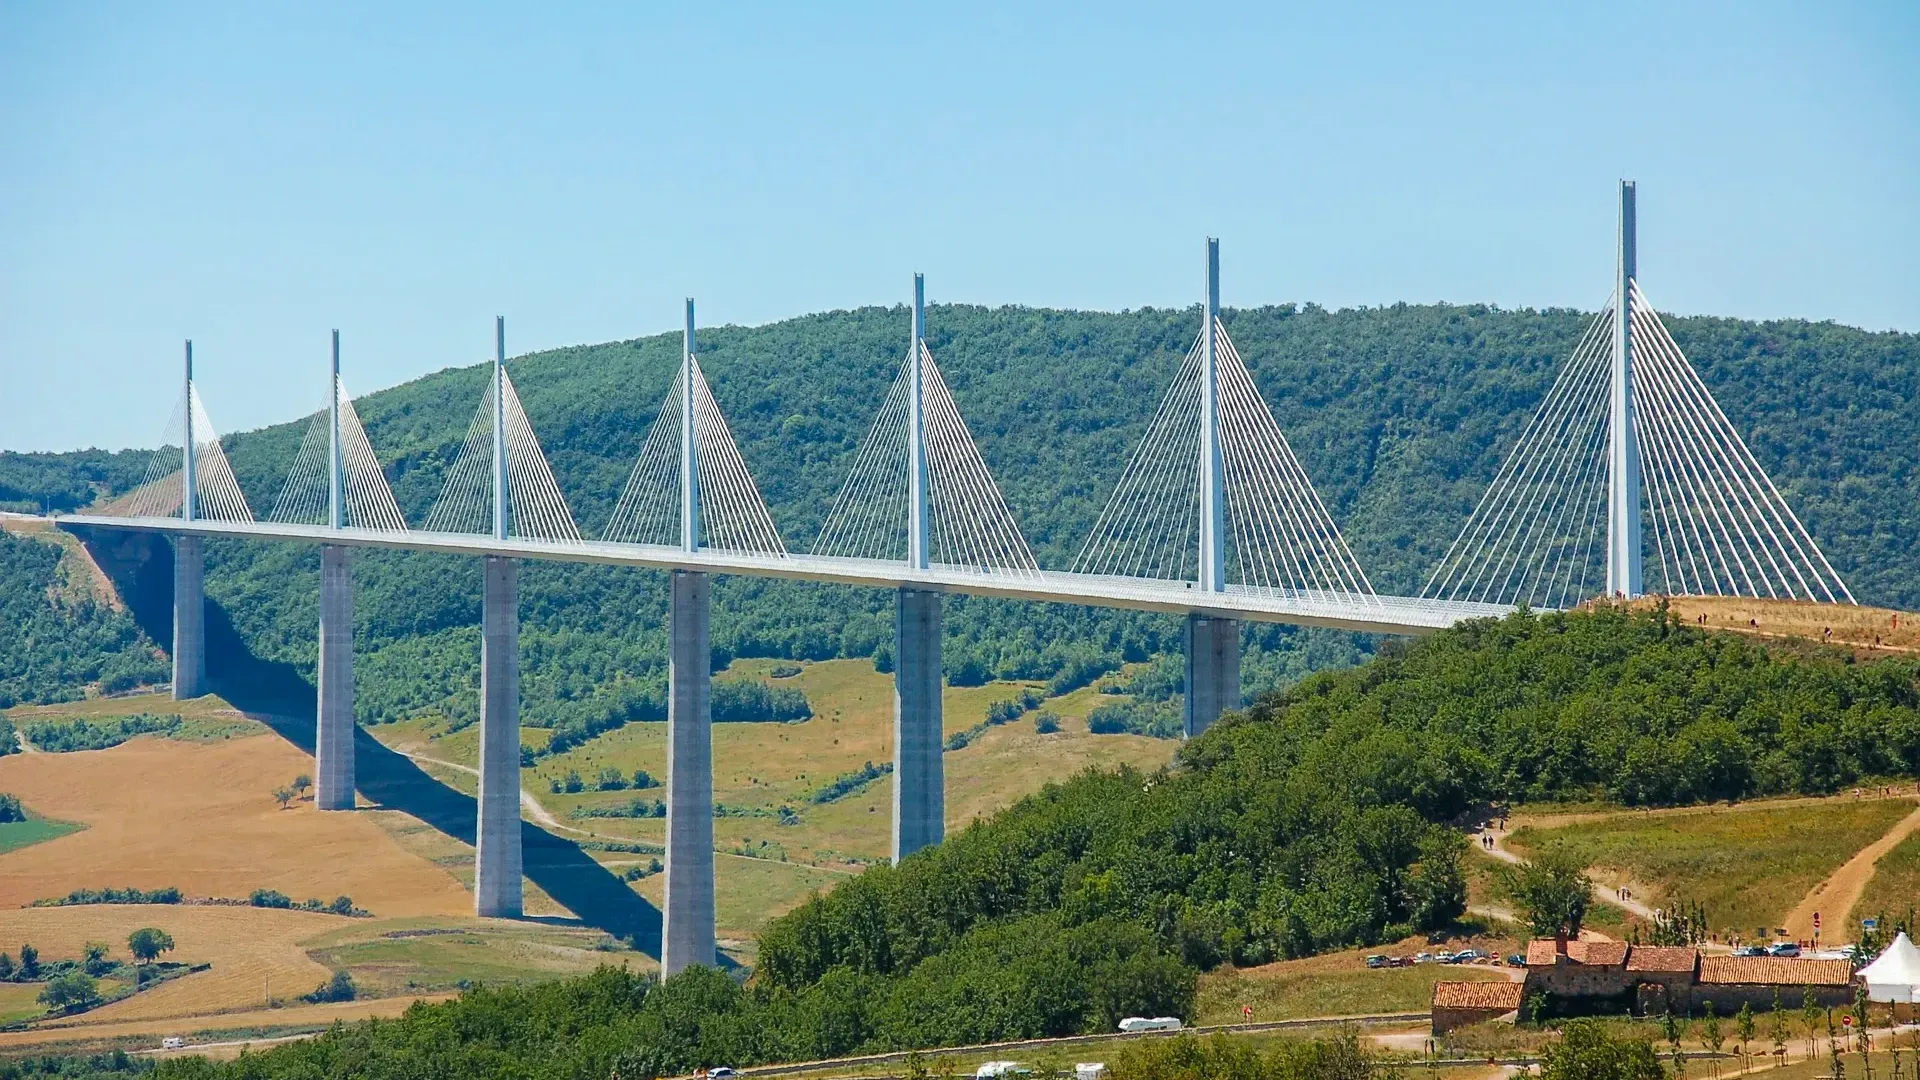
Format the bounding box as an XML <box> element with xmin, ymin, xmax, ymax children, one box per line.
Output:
<box><xmin>53</xmin><ymin>514</ymin><xmax>1515</xmax><ymax>635</ymax></box>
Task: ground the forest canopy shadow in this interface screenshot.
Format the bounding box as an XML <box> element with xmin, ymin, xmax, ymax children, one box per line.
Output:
<box><xmin>71</xmin><ymin>525</ymin><xmax>665</xmax><ymax>957</ymax></box>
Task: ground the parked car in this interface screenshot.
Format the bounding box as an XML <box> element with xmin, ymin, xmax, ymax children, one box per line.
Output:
<box><xmin>1767</xmin><ymin>942</ymin><xmax>1802</xmax><ymax>957</ymax></box>
<box><xmin>976</xmin><ymin>1063</ymin><xmax>1030</xmax><ymax>1078</ymax></box>
<box><xmin>707</xmin><ymin>1070</ymin><xmax>736</xmax><ymax>1079</ymax></box>
<box><xmin>1117</xmin><ymin>1017</ymin><xmax>1183</xmax><ymax>1033</ymax></box>
<box><xmin>1389</xmin><ymin>956</ymin><xmax>1413</xmax><ymax>968</ymax></box>
<box><xmin>1735</xmin><ymin>945</ymin><xmax>1768</xmax><ymax>957</ymax></box>
<box><xmin>1450</xmin><ymin>949</ymin><xmax>1482</xmax><ymax>963</ymax></box>
<box><xmin>1506</xmin><ymin>954</ymin><xmax>1528</xmax><ymax>968</ymax></box>
<box><xmin>1413</xmin><ymin>952</ymin><xmax>1436</xmax><ymax>964</ymax></box>
<box><xmin>160</xmin><ymin>1038</ymin><xmax>185</xmax><ymax>1051</ymax></box>
<box><xmin>1365</xmin><ymin>954</ymin><xmax>1387</xmax><ymax>969</ymax></box>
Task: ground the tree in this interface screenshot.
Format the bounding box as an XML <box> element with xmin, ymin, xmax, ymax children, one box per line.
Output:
<box><xmin>128</xmin><ymin>927</ymin><xmax>175</xmax><ymax>965</ymax></box>
<box><xmin>1665</xmin><ymin>1007</ymin><xmax>1688</xmax><ymax>1078</ymax></box>
<box><xmin>0</xmin><ymin>952</ymin><xmax>12</xmax><ymax>979</ymax></box>
<box><xmin>82</xmin><ymin>941</ymin><xmax>112</xmax><ymax>976</ymax></box>
<box><xmin>292</xmin><ymin>774</ymin><xmax>312</xmax><ymax>796</ymax></box>
<box><xmin>1805</xmin><ymin>987</ymin><xmax>1823</xmax><ymax>1059</ymax></box>
<box><xmin>1703</xmin><ymin>1000</ymin><xmax>1724</xmax><ymax>1078</ymax></box>
<box><xmin>1507</xmin><ymin>848</ymin><xmax>1593</xmax><ymax>938</ymax></box>
<box><xmin>18</xmin><ymin>943</ymin><xmax>38</xmax><ymax>979</ymax></box>
<box><xmin>37</xmin><ymin>971</ymin><xmax>100</xmax><ymax>1014</ymax></box>
<box><xmin>1540</xmin><ymin>1019</ymin><xmax>1666</xmax><ymax>1080</ymax></box>
<box><xmin>1737</xmin><ymin>1000</ymin><xmax>1755</xmax><ymax>1072</ymax></box>
<box><xmin>273</xmin><ymin>787</ymin><xmax>294</xmax><ymax>809</ymax></box>
<box><xmin>1770</xmin><ymin>993</ymin><xmax>1791</xmax><ymax>1063</ymax></box>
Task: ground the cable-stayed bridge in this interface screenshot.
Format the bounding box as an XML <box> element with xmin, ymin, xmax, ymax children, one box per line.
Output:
<box><xmin>49</xmin><ymin>182</ymin><xmax>1851</xmax><ymax>971</ymax></box>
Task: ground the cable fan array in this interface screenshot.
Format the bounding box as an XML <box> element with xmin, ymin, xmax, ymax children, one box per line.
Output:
<box><xmin>813</xmin><ymin>340</ymin><xmax>1039</xmax><ymax>575</ymax></box>
<box><xmin>268</xmin><ymin>379</ymin><xmax>408</xmax><ymax>531</ymax></box>
<box><xmin>1425</xmin><ymin>286</ymin><xmax>1852</xmax><ymax>607</ymax></box>
<box><xmin>602</xmin><ymin>364</ymin><xmax>786</xmax><ymax>554</ymax></box>
<box><xmin>1072</xmin><ymin>318</ymin><xmax>1377</xmax><ymax>603</ymax></box>
<box><xmin>1422</xmin><ymin>307</ymin><xmax>1614</xmax><ymax>609</ymax></box>
<box><xmin>108</xmin><ymin>385</ymin><xmax>254</xmax><ymax>521</ymax></box>
<box><xmin>422</xmin><ymin>369</ymin><xmax>582</xmax><ymax>543</ymax></box>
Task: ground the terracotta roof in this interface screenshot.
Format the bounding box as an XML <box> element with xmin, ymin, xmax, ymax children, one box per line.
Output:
<box><xmin>1575</xmin><ymin>941</ymin><xmax>1630</xmax><ymax>967</ymax></box>
<box><xmin>1627</xmin><ymin>946</ymin><xmax>1700</xmax><ymax>973</ymax></box>
<box><xmin>1432</xmin><ymin>981</ymin><xmax>1527</xmax><ymax>1010</ymax></box>
<box><xmin>1698</xmin><ymin>956</ymin><xmax>1854</xmax><ymax>987</ymax></box>
<box><xmin>1527</xmin><ymin>939</ymin><xmax>1629</xmax><ymax>967</ymax></box>
<box><xmin>1525</xmin><ymin>940</ymin><xmax>1562</xmax><ymax>967</ymax></box>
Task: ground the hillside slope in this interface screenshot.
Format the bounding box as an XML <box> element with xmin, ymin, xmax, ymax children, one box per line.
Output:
<box><xmin>2</xmin><ymin>303</ymin><xmax>1914</xmax><ymax>728</ymax></box>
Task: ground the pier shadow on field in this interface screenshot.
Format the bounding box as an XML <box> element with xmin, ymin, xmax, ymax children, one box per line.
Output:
<box><xmin>69</xmin><ymin>525</ymin><xmax>666</xmax><ymax>958</ymax></box>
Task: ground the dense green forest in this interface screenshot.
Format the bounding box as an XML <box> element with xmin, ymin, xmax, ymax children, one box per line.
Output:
<box><xmin>0</xmin><ymin>531</ymin><xmax>165</xmax><ymax>708</ymax></box>
<box><xmin>1</xmin><ymin>302</ymin><xmax>1914</xmax><ymax>730</ymax></box>
<box><xmin>138</xmin><ymin>604</ymin><xmax>1920</xmax><ymax>1078</ymax></box>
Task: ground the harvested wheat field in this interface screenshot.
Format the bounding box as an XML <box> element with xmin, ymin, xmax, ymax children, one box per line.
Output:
<box><xmin>0</xmin><ymin>727</ymin><xmax>471</xmax><ymax>917</ymax></box>
<box><xmin>0</xmin><ymin>992</ymin><xmax>449</xmax><ymax>1050</ymax></box>
<box><xmin>0</xmin><ymin>904</ymin><xmax>349</xmax><ymax>1026</ymax></box>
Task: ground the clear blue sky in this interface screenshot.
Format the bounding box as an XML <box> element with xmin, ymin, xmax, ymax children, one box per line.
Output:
<box><xmin>2</xmin><ymin>2</ymin><xmax>1914</xmax><ymax>452</ymax></box>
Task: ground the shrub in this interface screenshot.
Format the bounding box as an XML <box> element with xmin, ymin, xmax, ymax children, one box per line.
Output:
<box><xmin>250</xmin><ymin>889</ymin><xmax>292</xmax><ymax>909</ymax></box>
<box><xmin>303</xmin><ymin>971</ymin><xmax>356</xmax><ymax>1004</ymax></box>
<box><xmin>809</xmin><ymin>761</ymin><xmax>892</xmax><ymax>804</ymax></box>
<box><xmin>770</xmin><ymin>662</ymin><xmax>803</xmax><ymax>679</ymax></box>
<box><xmin>0</xmin><ymin>793</ymin><xmax>24</xmax><ymax>823</ymax></box>
<box><xmin>37</xmin><ymin>971</ymin><xmax>101</xmax><ymax>1014</ymax></box>
<box><xmin>1033</xmin><ymin>711</ymin><xmax>1061</xmax><ymax>734</ymax></box>
<box><xmin>631</xmin><ymin>769</ymin><xmax>657</xmax><ymax>789</ymax></box>
<box><xmin>22</xmin><ymin>713</ymin><xmax>180</xmax><ymax>753</ymax></box>
<box><xmin>38</xmin><ymin>885</ymin><xmax>183</xmax><ymax>907</ymax></box>
<box><xmin>712</xmin><ymin>679</ymin><xmax>812</xmax><ymax>723</ymax></box>
<box><xmin>563</xmin><ymin>770</ymin><xmax>584</xmax><ymax>793</ymax></box>
<box><xmin>1085</xmin><ymin>700</ymin><xmax>1181</xmax><ymax>739</ymax></box>
<box><xmin>595</xmin><ymin>766</ymin><xmax>628</xmax><ymax>791</ymax></box>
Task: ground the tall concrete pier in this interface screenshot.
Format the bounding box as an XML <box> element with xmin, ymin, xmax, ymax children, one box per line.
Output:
<box><xmin>173</xmin><ymin>340</ymin><xmax>206</xmax><ymax>700</ymax></box>
<box><xmin>315</xmin><ymin>545</ymin><xmax>355</xmax><ymax>809</ymax></box>
<box><xmin>892</xmin><ymin>586</ymin><xmax>944</xmax><ymax>861</ymax></box>
<box><xmin>171</xmin><ymin>535</ymin><xmax>206</xmax><ymax>699</ymax></box>
<box><xmin>1183</xmin><ymin>241</ymin><xmax>1239</xmax><ymax>739</ymax></box>
<box><xmin>662</xmin><ymin>570</ymin><xmax>716</xmax><ymax>974</ymax></box>
<box><xmin>315</xmin><ymin>330</ymin><xmax>356</xmax><ymax>810</ymax></box>
<box><xmin>1182</xmin><ymin>614</ymin><xmax>1240</xmax><ymax>738</ymax></box>
<box><xmin>475</xmin><ymin>554</ymin><xmax>523</xmax><ymax>917</ymax></box>
<box><xmin>891</xmin><ymin>276</ymin><xmax>945</xmax><ymax>863</ymax></box>
<box><xmin>662</xmin><ymin>300</ymin><xmax>717</xmax><ymax>975</ymax></box>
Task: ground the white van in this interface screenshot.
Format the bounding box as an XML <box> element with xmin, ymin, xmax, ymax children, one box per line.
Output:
<box><xmin>1075</xmin><ymin>1064</ymin><xmax>1109</xmax><ymax>1080</ymax></box>
<box><xmin>975</xmin><ymin>1062</ymin><xmax>1027</xmax><ymax>1078</ymax></box>
<box><xmin>1117</xmin><ymin>1016</ymin><xmax>1183</xmax><ymax>1032</ymax></box>
<box><xmin>160</xmin><ymin>1037</ymin><xmax>185</xmax><ymax>1051</ymax></box>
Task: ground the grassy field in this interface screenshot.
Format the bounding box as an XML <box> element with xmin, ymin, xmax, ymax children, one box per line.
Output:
<box><xmin>1629</xmin><ymin>594</ymin><xmax>1920</xmax><ymax>657</ymax></box>
<box><xmin>1851</xmin><ymin>828</ymin><xmax>1920</xmax><ymax>933</ymax></box>
<box><xmin>1508</xmin><ymin>798</ymin><xmax>1915</xmax><ymax>937</ymax></box>
<box><xmin>1192</xmin><ymin>933</ymin><xmax>1518</xmax><ymax>1026</ymax></box>
<box><xmin>376</xmin><ymin>657</ymin><xmax>1180</xmax><ymax>872</ymax></box>
<box><xmin>0</xmin><ymin>816</ymin><xmax>85</xmax><ymax>855</ymax></box>
<box><xmin>0</xmin><ymin>982</ymin><xmax>45</xmax><ymax>1026</ymax></box>
<box><xmin>301</xmin><ymin>917</ymin><xmax>639</xmax><ymax>998</ymax></box>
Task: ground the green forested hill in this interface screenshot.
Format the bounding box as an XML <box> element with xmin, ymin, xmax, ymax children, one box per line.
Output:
<box><xmin>148</xmin><ymin>605</ymin><xmax>1920</xmax><ymax>1078</ymax></box>
<box><xmin>2</xmin><ymin>302</ymin><xmax>1914</xmax><ymax>723</ymax></box>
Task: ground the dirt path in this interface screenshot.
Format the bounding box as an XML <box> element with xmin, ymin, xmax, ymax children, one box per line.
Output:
<box><xmin>1780</xmin><ymin>798</ymin><xmax>1920</xmax><ymax>942</ymax></box>
<box><xmin>1479</xmin><ymin>824</ymin><xmax>1659</xmax><ymax>925</ymax></box>
<box><xmin>396</xmin><ymin>750</ymin><xmax>589</xmax><ymax>837</ymax></box>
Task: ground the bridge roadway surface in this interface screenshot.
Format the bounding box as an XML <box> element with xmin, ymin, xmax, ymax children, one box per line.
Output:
<box><xmin>55</xmin><ymin>514</ymin><xmax>1514</xmax><ymax>636</ymax></box>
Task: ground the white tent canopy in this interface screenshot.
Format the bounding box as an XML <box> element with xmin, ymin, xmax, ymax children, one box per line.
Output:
<box><xmin>1859</xmin><ymin>932</ymin><xmax>1920</xmax><ymax>1004</ymax></box>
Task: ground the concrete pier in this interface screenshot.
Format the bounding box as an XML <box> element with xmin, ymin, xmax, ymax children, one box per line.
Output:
<box><xmin>475</xmin><ymin>555</ymin><xmax>523</xmax><ymax>918</ymax></box>
<box><xmin>172</xmin><ymin>535</ymin><xmax>206</xmax><ymax>699</ymax></box>
<box><xmin>1183</xmin><ymin>614</ymin><xmax>1240</xmax><ymax>738</ymax></box>
<box><xmin>315</xmin><ymin>545</ymin><xmax>355</xmax><ymax>810</ymax></box>
<box><xmin>663</xmin><ymin>570</ymin><xmax>715</xmax><ymax>975</ymax></box>
<box><xmin>892</xmin><ymin>587</ymin><xmax>944</xmax><ymax>863</ymax></box>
